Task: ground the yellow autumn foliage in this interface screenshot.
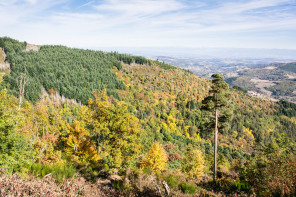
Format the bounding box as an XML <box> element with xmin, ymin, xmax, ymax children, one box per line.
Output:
<box><xmin>79</xmin><ymin>89</ymin><xmax>141</xmax><ymax>170</ymax></box>
<box><xmin>65</xmin><ymin>120</ymin><xmax>100</xmax><ymax>163</ymax></box>
<box><xmin>142</xmin><ymin>142</ymin><xmax>168</xmax><ymax>172</ymax></box>
<box><xmin>182</xmin><ymin>149</ymin><xmax>205</xmax><ymax>179</ymax></box>
<box><xmin>243</xmin><ymin>127</ymin><xmax>255</xmax><ymax>141</ymax></box>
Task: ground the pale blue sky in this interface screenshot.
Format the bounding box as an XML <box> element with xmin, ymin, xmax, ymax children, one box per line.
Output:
<box><xmin>0</xmin><ymin>0</ymin><xmax>296</xmax><ymax>49</ymax></box>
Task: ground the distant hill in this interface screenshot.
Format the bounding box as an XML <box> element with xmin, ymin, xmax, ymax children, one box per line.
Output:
<box><xmin>225</xmin><ymin>62</ymin><xmax>296</xmax><ymax>103</ymax></box>
<box><xmin>279</xmin><ymin>62</ymin><xmax>296</xmax><ymax>73</ymax></box>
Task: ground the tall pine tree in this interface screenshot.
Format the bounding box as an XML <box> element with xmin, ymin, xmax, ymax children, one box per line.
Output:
<box><xmin>202</xmin><ymin>74</ymin><xmax>233</xmax><ymax>181</ymax></box>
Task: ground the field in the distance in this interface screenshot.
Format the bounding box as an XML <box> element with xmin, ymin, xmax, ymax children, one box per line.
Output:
<box><xmin>225</xmin><ymin>62</ymin><xmax>296</xmax><ymax>103</ymax></box>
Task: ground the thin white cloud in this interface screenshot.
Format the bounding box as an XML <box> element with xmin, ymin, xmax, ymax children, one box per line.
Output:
<box><xmin>78</xmin><ymin>1</ymin><xmax>95</xmax><ymax>9</ymax></box>
<box><xmin>0</xmin><ymin>0</ymin><xmax>296</xmax><ymax>49</ymax></box>
<box><xmin>26</xmin><ymin>0</ymin><xmax>38</xmax><ymax>4</ymax></box>
<box><xmin>94</xmin><ymin>0</ymin><xmax>185</xmax><ymax>17</ymax></box>
<box><xmin>0</xmin><ymin>0</ymin><xmax>68</xmax><ymax>24</ymax></box>
<box><xmin>216</xmin><ymin>0</ymin><xmax>292</xmax><ymax>14</ymax></box>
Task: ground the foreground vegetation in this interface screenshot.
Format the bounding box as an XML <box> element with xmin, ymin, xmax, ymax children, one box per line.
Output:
<box><xmin>0</xmin><ymin>37</ymin><xmax>295</xmax><ymax>196</ymax></box>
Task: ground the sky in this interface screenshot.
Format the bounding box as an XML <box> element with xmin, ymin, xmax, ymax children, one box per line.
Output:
<box><xmin>1</xmin><ymin>0</ymin><xmax>296</xmax><ymax>50</ymax></box>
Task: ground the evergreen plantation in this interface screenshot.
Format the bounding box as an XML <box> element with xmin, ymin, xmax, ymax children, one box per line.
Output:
<box><xmin>0</xmin><ymin>37</ymin><xmax>172</xmax><ymax>104</ymax></box>
<box><xmin>0</xmin><ymin>37</ymin><xmax>295</xmax><ymax>196</ymax></box>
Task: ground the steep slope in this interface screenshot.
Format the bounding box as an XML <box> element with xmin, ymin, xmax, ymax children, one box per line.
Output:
<box><xmin>0</xmin><ymin>37</ymin><xmax>295</xmax><ymax>196</ymax></box>
<box><xmin>0</xmin><ymin>37</ymin><xmax>124</xmax><ymax>103</ymax></box>
<box><xmin>1</xmin><ymin>36</ymin><xmax>295</xmax><ymax>154</ymax></box>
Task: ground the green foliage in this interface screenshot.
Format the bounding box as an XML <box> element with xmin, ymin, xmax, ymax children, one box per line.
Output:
<box><xmin>182</xmin><ymin>148</ymin><xmax>205</xmax><ymax>179</ymax></box>
<box><xmin>31</xmin><ymin>163</ymin><xmax>76</xmax><ymax>182</ymax></box>
<box><xmin>112</xmin><ymin>180</ymin><xmax>131</xmax><ymax>190</ymax></box>
<box><xmin>202</xmin><ymin>74</ymin><xmax>233</xmax><ymax>133</ymax></box>
<box><xmin>179</xmin><ymin>183</ymin><xmax>197</xmax><ymax>194</ymax></box>
<box><xmin>202</xmin><ymin>74</ymin><xmax>233</xmax><ymax>181</ymax></box>
<box><xmin>244</xmin><ymin>134</ymin><xmax>296</xmax><ymax>196</ymax></box>
<box><xmin>226</xmin><ymin>76</ymin><xmax>257</xmax><ymax>92</ymax></box>
<box><xmin>80</xmin><ymin>90</ymin><xmax>142</xmax><ymax>172</ymax></box>
<box><xmin>0</xmin><ymin>89</ymin><xmax>37</xmax><ymax>173</ymax></box>
<box><xmin>215</xmin><ymin>177</ymin><xmax>234</xmax><ymax>193</ymax></box>
<box><xmin>0</xmin><ymin>37</ymin><xmax>26</xmax><ymax>63</ymax></box>
<box><xmin>215</xmin><ymin>177</ymin><xmax>251</xmax><ymax>194</ymax></box>
<box><xmin>0</xmin><ymin>38</ymin><xmax>124</xmax><ymax>104</ymax></box>
<box><xmin>234</xmin><ymin>180</ymin><xmax>251</xmax><ymax>193</ymax></box>
<box><xmin>168</xmin><ymin>158</ymin><xmax>182</xmax><ymax>170</ymax></box>
<box><xmin>110</xmin><ymin>51</ymin><xmax>151</xmax><ymax>66</ymax></box>
<box><xmin>164</xmin><ymin>174</ymin><xmax>179</xmax><ymax>189</ymax></box>
<box><xmin>275</xmin><ymin>116</ymin><xmax>296</xmax><ymax>141</ymax></box>
<box><xmin>276</xmin><ymin>99</ymin><xmax>296</xmax><ymax>117</ymax></box>
<box><xmin>239</xmin><ymin>67</ymin><xmax>287</xmax><ymax>81</ymax></box>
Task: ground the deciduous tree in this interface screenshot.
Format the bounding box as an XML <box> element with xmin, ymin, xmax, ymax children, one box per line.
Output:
<box><xmin>142</xmin><ymin>142</ymin><xmax>168</xmax><ymax>172</ymax></box>
<box><xmin>80</xmin><ymin>90</ymin><xmax>141</xmax><ymax>172</ymax></box>
<box><xmin>182</xmin><ymin>148</ymin><xmax>205</xmax><ymax>179</ymax></box>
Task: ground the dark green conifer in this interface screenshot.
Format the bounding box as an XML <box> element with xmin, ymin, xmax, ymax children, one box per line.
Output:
<box><xmin>202</xmin><ymin>74</ymin><xmax>233</xmax><ymax>181</ymax></box>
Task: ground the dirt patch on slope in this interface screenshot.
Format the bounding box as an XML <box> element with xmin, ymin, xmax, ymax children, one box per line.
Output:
<box><xmin>25</xmin><ymin>43</ymin><xmax>40</xmax><ymax>52</ymax></box>
<box><xmin>0</xmin><ymin>48</ymin><xmax>5</xmax><ymax>63</ymax></box>
<box><xmin>286</xmin><ymin>74</ymin><xmax>296</xmax><ymax>79</ymax></box>
<box><xmin>0</xmin><ymin>48</ymin><xmax>10</xmax><ymax>71</ymax></box>
<box><xmin>250</xmin><ymin>78</ymin><xmax>276</xmax><ymax>97</ymax></box>
<box><xmin>41</xmin><ymin>87</ymin><xmax>80</xmax><ymax>106</ymax></box>
<box><xmin>264</xmin><ymin>66</ymin><xmax>277</xmax><ymax>70</ymax></box>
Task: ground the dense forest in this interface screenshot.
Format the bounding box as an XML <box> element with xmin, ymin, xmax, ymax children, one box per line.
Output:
<box><xmin>0</xmin><ymin>37</ymin><xmax>295</xmax><ymax>196</ymax></box>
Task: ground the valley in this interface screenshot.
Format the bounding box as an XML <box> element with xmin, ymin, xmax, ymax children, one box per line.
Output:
<box><xmin>155</xmin><ymin>56</ymin><xmax>296</xmax><ymax>103</ymax></box>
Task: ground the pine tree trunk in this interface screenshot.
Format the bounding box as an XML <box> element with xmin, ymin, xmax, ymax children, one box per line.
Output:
<box><xmin>214</xmin><ymin>108</ymin><xmax>218</xmax><ymax>182</ymax></box>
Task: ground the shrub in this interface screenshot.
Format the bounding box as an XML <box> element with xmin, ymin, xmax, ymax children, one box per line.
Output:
<box><xmin>245</xmin><ymin>136</ymin><xmax>296</xmax><ymax>196</ymax></box>
<box><xmin>216</xmin><ymin>177</ymin><xmax>235</xmax><ymax>193</ymax></box>
<box><xmin>182</xmin><ymin>149</ymin><xmax>205</xmax><ymax>179</ymax></box>
<box><xmin>31</xmin><ymin>163</ymin><xmax>76</xmax><ymax>182</ymax></box>
<box><xmin>234</xmin><ymin>180</ymin><xmax>251</xmax><ymax>193</ymax></box>
<box><xmin>214</xmin><ymin>177</ymin><xmax>251</xmax><ymax>194</ymax></box>
<box><xmin>141</xmin><ymin>142</ymin><xmax>168</xmax><ymax>173</ymax></box>
<box><xmin>179</xmin><ymin>183</ymin><xmax>196</xmax><ymax>194</ymax></box>
<box><xmin>0</xmin><ymin>89</ymin><xmax>37</xmax><ymax>173</ymax></box>
<box><xmin>164</xmin><ymin>174</ymin><xmax>179</xmax><ymax>189</ymax></box>
<box><xmin>112</xmin><ymin>180</ymin><xmax>131</xmax><ymax>190</ymax></box>
<box><xmin>168</xmin><ymin>159</ymin><xmax>182</xmax><ymax>170</ymax></box>
<box><xmin>169</xmin><ymin>153</ymin><xmax>180</xmax><ymax>161</ymax></box>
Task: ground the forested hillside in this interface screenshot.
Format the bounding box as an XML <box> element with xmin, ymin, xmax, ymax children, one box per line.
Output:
<box><xmin>0</xmin><ymin>37</ymin><xmax>295</xmax><ymax>196</ymax></box>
